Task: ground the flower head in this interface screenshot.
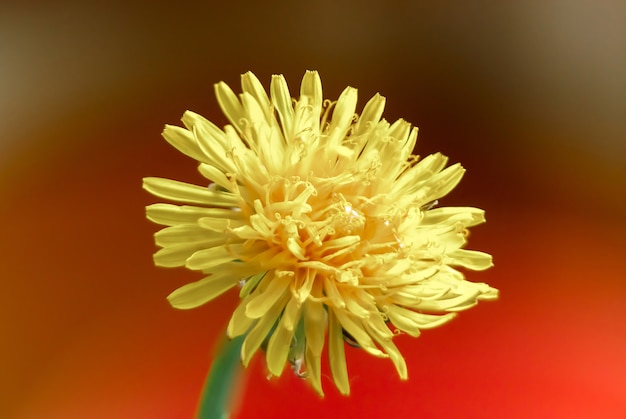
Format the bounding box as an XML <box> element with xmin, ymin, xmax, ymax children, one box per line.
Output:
<box><xmin>143</xmin><ymin>71</ymin><xmax>497</xmax><ymax>395</ymax></box>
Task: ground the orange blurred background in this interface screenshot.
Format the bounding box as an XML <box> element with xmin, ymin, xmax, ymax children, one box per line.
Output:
<box><xmin>1</xmin><ymin>1</ymin><xmax>625</xmax><ymax>418</ymax></box>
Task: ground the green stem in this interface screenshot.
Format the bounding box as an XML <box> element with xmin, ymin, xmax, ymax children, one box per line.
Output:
<box><xmin>196</xmin><ymin>334</ymin><xmax>245</xmax><ymax>419</ymax></box>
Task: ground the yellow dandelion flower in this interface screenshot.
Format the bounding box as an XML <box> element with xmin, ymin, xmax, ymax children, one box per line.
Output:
<box><xmin>143</xmin><ymin>71</ymin><xmax>498</xmax><ymax>396</ymax></box>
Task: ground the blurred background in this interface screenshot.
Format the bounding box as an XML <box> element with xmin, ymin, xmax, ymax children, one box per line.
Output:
<box><xmin>1</xmin><ymin>0</ymin><xmax>625</xmax><ymax>417</ymax></box>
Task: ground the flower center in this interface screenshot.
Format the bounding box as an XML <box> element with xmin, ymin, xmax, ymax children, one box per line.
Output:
<box><xmin>331</xmin><ymin>199</ymin><xmax>366</xmax><ymax>237</ymax></box>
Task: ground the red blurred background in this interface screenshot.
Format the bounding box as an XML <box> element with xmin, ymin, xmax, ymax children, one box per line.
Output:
<box><xmin>1</xmin><ymin>1</ymin><xmax>625</xmax><ymax>418</ymax></box>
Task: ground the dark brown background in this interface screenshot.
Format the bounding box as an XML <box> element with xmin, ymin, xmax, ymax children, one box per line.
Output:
<box><xmin>1</xmin><ymin>1</ymin><xmax>625</xmax><ymax>418</ymax></box>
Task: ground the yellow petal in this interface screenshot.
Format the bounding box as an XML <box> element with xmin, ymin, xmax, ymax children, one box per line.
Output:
<box><xmin>323</xmin><ymin>277</ymin><xmax>345</xmax><ymax>308</ymax></box>
<box><xmin>197</xmin><ymin>216</ymin><xmax>245</xmax><ymax>232</ymax></box>
<box><xmin>162</xmin><ymin>124</ymin><xmax>207</xmax><ymax>163</ymax></box>
<box><xmin>476</xmin><ymin>284</ymin><xmax>499</xmax><ymax>301</ymax></box>
<box><xmin>240</xmin><ymin>93</ymin><xmax>285</xmax><ymax>175</ymax></box>
<box><xmin>446</xmin><ymin>249</ymin><xmax>493</xmax><ymax>271</ymax></box>
<box><xmin>328</xmin><ymin>310</ymin><xmax>350</xmax><ymax>396</ymax></box>
<box><xmin>299</xmin><ymin>70</ymin><xmax>322</xmax><ymax>121</ymax></box>
<box><xmin>281</xmin><ymin>296</ymin><xmax>301</xmax><ymax>332</ymax></box>
<box><xmin>325</xmin><ymin>86</ymin><xmax>357</xmax><ymax>151</ymax></box>
<box><xmin>386</xmin><ymin>305</ymin><xmax>457</xmax><ymax>336</ymax></box>
<box><xmin>245</xmin><ymin>273</ymin><xmax>290</xmax><ymax>318</ymax></box>
<box><xmin>362</xmin><ymin>307</ymin><xmax>394</xmax><ymax>339</ymax></box>
<box><xmin>344</xmin><ymin>297</ymin><xmax>370</xmax><ymax>319</ymax></box>
<box><xmin>180</xmin><ymin>109</ymin><xmax>208</xmax><ymax>130</ymax></box>
<box><xmin>422</xmin><ymin>206</ymin><xmax>486</xmax><ymax>227</ymax></box>
<box><xmin>305</xmin><ymin>345</ymin><xmax>323</xmax><ymax>396</ymax></box>
<box><xmin>332</xmin><ymin>308</ymin><xmax>387</xmax><ymax>358</ymax></box>
<box><xmin>294</xmin><ymin>268</ymin><xmax>316</xmax><ymax>304</ymax></box>
<box><xmin>227</xmin><ymin>293</ymin><xmax>257</xmax><ymax>337</ymax></box>
<box><xmin>241</xmin><ymin>71</ymin><xmax>271</xmax><ymax>119</ymax></box>
<box><xmin>185</xmin><ymin>243</ymin><xmax>245</xmax><ymax>271</ymax></box>
<box><xmin>415</xmin><ymin>163</ymin><xmax>466</xmax><ymax>204</ymax></box>
<box><xmin>388</xmin><ymin>118</ymin><xmax>411</xmax><ymax>142</ymax></box>
<box><xmin>230</xmin><ymin>224</ymin><xmax>267</xmax><ymax>241</ymax></box>
<box><xmin>146</xmin><ymin>203</ymin><xmax>242</xmax><ymax>227</ymax></box>
<box><xmin>304</xmin><ymin>299</ymin><xmax>326</xmax><ymax>356</ymax></box>
<box><xmin>143</xmin><ymin>177</ymin><xmax>238</xmax><ymax>207</ymax></box>
<box><xmin>153</xmin><ymin>240</ymin><xmax>224</xmax><ymax>268</ymax></box>
<box><xmin>197</xmin><ymin>164</ymin><xmax>233</xmax><ymax>191</ymax></box>
<box><xmin>167</xmin><ymin>271</ymin><xmax>241</xmax><ymax>309</ymax></box>
<box><xmin>186</xmin><ymin>113</ymin><xmax>240</xmax><ymax>174</ymax></box>
<box><xmin>391</xmin><ymin>153</ymin><xmax>448</xmax><ymax>195</ymax></box>
<box><xmin>214</xmin><ymin>81</ymin><xmax>246</xmax><ymax>133</ymax></box>
<box><xmin>155</xmin><ymin>224</ymin><xmax>221</xmax><ymax>247</ymax></box>
<box><xmin>368</xmin><ymin>332</ymin><xmax>407</xmax><ymax>380</ymax></box>
<box><xmin>416</xmin><ymin>290</ymin><xmax>481</xmax><ymax>312</ymax></box>
<box><xmin>241</xmin><ymin>292</ymin><xmax>289</xmax><ymax>367</ymax></box>
<box><xmin>266</xmin><ymin>297</ymin><xmax>301</xmax><ymax>376</ymax></box>
<box><xmin>354</xmin><ymin>93</ymin><xmax>385</xmax><ymax>136</ymax></box>
<box><xmin>239</xmin><ymin>272</ymin><xmax>266</xmax><ymax>298</ymax></box>
<box><xmin>270</xmin><ymin>74</ymin><xmax>294</xmax><ymax>139</ymax></box>
<box><xmin>239</xmin><ymin>92</ymin><xmax>269</xmax><ymax>150</ymax></box>
<box><xmin>398</xmin><ymin>126</ymin><xmax>418</xmax><ymax>165</ymax></box>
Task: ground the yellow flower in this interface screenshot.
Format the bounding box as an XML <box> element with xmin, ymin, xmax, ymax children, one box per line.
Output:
<box><xmin>143</xmin><ymin>71</ymin><xmax>498</xmax><ymax>395</ymax></box>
